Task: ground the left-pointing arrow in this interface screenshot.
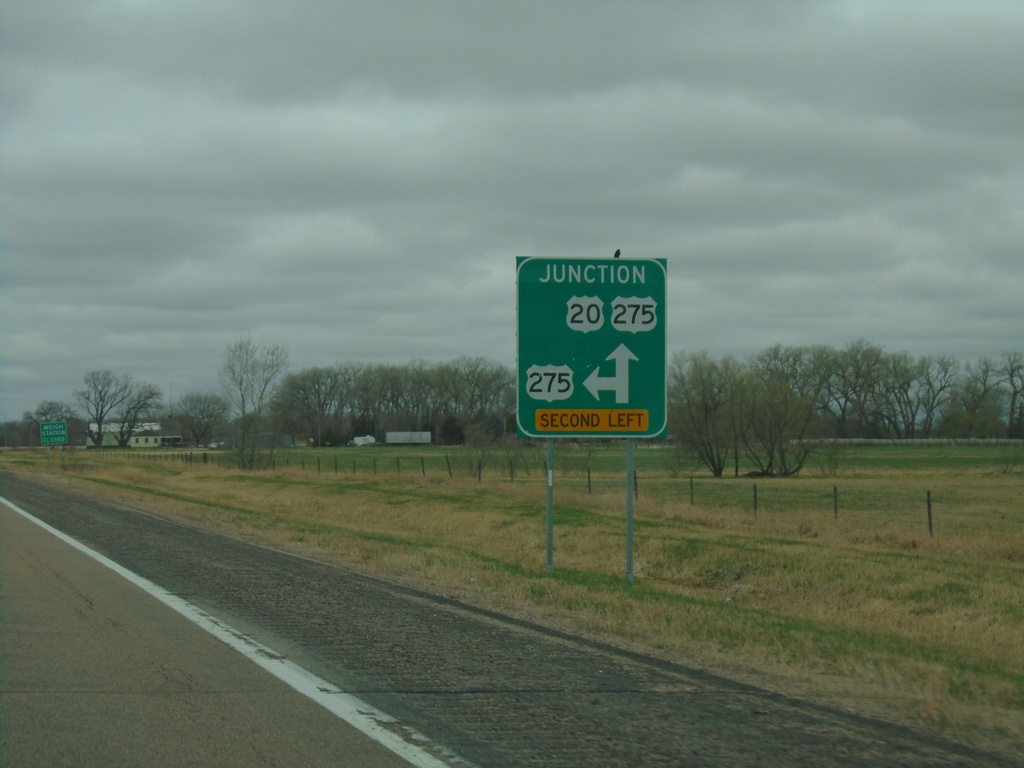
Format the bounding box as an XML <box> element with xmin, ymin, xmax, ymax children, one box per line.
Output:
<box><xmin>583</xmin><ymin>344</ymin><xmax>638</xmax><ymax>404</ymax></box>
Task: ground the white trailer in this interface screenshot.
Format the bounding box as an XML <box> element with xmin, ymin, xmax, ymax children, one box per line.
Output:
<box><xmin>385</xmin><ymin>432</ymin><xmax>432</xmax><ymax>445</ymax></box>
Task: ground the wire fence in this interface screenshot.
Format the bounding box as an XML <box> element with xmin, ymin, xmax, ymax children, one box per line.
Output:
<box><xmin>59</xmin><ymin>441</ymin><xmax>1022</xmax><ymax>542</ymax></box>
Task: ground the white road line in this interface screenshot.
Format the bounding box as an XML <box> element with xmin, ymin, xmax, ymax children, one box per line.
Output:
<box><xmin>2</xmin><ymin>495</ymin><xmax>473</xmax><ymax>768</ymax></box>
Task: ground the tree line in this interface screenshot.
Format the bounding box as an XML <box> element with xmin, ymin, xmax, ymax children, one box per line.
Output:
<box><xmin>9</xmin><ymin>338</ymin><xmax>1022</xmax><ymax>474</ymax></box>
<box><xmin>13</xmin><ymin>339</ymin><xmax>515</xmax><ymax>469</ymax></box>
<box><xmin>669</xmin><ymin>341</ymin><xmax>1023</xmax><ymax>477</ymax></box>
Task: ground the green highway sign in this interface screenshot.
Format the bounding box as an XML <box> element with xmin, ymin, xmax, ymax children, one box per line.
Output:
<box><xmin>517</xmin><ymin>257</ymin><xmax>667</xmax><ymax>438</ymax></box>
<box><xmin>40</xmin><ymin>421</ymin><xmax>68</xmax><ymax>446</ymax></box>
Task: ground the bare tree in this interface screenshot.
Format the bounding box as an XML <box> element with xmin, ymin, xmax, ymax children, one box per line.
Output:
<box><xmin>75</xmin><ymin>370</ymin><xmax>132</xmax><ymax>447</ymax></box>
<box><xmin>349</xmin><ymin>364</ymin><xmax>382</xmax><ymax>438</ymax></box>
<box><xmin>220</xmin><ymin>338</ymin><xmax>288</xmax><ymax>469</ymax></box>
<box><xmin>821</xmin><ymin>340</ymin><xmax>887</xmax><ymax>438</ymax></box>
<box><xmin>375</xmin><ymin>363</ymin><xmax>417</xmax><ymax>434</ymax></box>
<box><xmin>1002</xmin><ymin>351</ymin><xmax>1024</xmax><ymax>438</ymax></box>
<box><xmin>751</xmin><ymin>344</ymin><xmax>829</xmax><ymax>402</ymax></box>
<box><xmin>398</xmin><ymin>360</ymin><xmax>437</xmax><ymax>434</ymax></box>
<box><xmin>32</xmin><ymin>401</ymin><xmax>77</xmax><ymax>424</ymax></box>
<box><xmin>332</xmin><ymin>362</ymin><xmax>364</xmax><ymax>440</ymax></box>
<box><xmin>432</xmin><ymin>357</ymin><xmax>514</xmax><ymax>443</ymax></box>
<box><xmin>667</xmin><ymin>351</ymin><xmax>741</xmax><ymax>477</ymax></box>
<box><xmin>941</xmin><ymin>357</ymin><xmax>1007</xmax><ymax>438</ymax></box>
<box><xmin>112</xmin><ymin>381</ymin><xmax>162</xmax><ymax>446</ymax></box>
<box><xmin>877</xmin><ymin>351</ymin><xmax>926</xmax><ymax>439</ymax></box>
<box><xmin>175</xmin><ymin>391</ymin><xmax>228</xmax><ymax>447</ymax></box>
<box><xmin>273</xmin><ymin>365</ymin><xmax>358</xmax><ymax>446</ymax></box>
<box><xmin>917</xmin><ymin>356</ymin><xmax>959</xmax><ymax>438</ymax></box>
<box><xmin>743</xmin><ymin>349</ymin><xmax>822</xmax><ymax>475</ymax></box>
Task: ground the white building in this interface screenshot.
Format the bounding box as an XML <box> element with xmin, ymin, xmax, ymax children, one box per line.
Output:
<box><xmin>88</xmin><ymin>423</ymin><xmax>183</xmax><ymax>448</ymax></box>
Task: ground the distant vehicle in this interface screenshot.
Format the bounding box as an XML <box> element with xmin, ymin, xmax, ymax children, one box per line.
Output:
<box><xmin>386</xmin><ymin>431</ymin><xmax>432</xmax><ymax>445</ymax></box>
<box><xmin>348</xmin><ymin>435</ymin><xmax>377</xmax><ymax>446</ymax></box>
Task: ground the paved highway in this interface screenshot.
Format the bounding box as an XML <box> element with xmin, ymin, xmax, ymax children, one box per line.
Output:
<box><xmin>0</xmin><ymin>470</ymin><xmax>1014</xmax><ymax>767</ymax></box>
<box><xmin>0</xmin><ymin>491</ymin><xmax>449</xmax><ymax>768</ymax></box>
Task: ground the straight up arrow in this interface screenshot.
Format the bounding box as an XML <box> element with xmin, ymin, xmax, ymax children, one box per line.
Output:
<box><xmin>583</xmin><ymin>344</ymin><xmax>638</xmax><ymax>404</ymax></box>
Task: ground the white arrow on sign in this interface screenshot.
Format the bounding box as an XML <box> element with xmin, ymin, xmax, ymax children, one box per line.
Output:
<box><xmin>583</xmin><ymin>344</ymin><xmax>638</xmax><ymax>404</ymax></box>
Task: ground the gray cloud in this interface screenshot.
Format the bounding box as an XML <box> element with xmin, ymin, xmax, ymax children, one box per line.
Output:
<box><xmin>3</xmin><ymin>0</ymin><xmax>1022</xmax><ymax>419</ymax></box>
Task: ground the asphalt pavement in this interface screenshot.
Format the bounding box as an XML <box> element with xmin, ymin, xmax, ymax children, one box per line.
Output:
<box><xmin>0</xmin><ymin>499</ymin><xmax>429</xmax><ymax>768</ymax></box>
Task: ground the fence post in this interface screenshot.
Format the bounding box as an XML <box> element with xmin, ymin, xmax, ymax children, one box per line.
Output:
<box><xmin>927</xmin><ymin>490</ymin><xmax>933</xmax><ymax>536</ymax></box>
<box><xmin>689</xmin><ymin>476</ymin><xmax>694</xmax><ymax>505</ymax></box>
<box><xmin>753</xmin><ymin>483</ymin><xmax>758</xmax><ymax>516</ymax></box>
<box><xmin>421</xmin><ymin>457</ymin><xmax>426</xmax><ymax>476</ymax></box>
<box><xmin>445</xmin><ymin>455</ymin><xmax>453</xmax><ymax>478</ymax></box>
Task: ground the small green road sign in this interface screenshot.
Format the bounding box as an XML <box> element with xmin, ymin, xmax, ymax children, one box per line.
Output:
<box><xmin>40</xmin><ymin>421</ymin><xmax>68</xmax><ymax>446</ymax></box>
<box><xmin>517</xmin><ymin>257</ymin><xmax>667</xmax><ymax>438</ymax></box>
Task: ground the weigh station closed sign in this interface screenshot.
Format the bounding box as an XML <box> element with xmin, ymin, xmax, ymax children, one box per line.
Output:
<box><xmin>40</xmin><ymin>421</ymin><xmax>68</xmax><ymax>446</ymax></box>
<box><xmin>517</xmin><ymin>257</ymin><xmax>667</xmax><ymax>438</ymax></box>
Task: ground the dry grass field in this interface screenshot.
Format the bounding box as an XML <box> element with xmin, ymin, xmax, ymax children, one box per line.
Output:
<box><xmin>4</xmin><ymin>441</ymin><xmax>1023</xmax><ymax>755</ymax></box>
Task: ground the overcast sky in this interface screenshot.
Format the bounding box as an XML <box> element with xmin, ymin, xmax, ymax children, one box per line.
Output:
<box><xmin>2</xmin><ymin>1</ymin><xmax>1022</xmax><ymax>420</ymax></box>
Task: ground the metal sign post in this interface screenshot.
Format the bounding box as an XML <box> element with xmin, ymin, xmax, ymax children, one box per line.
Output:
<box><xmin>625</xmin><ymin>438</ymin><xmax>635</xmax><ymax>582</ymax></box>
<box><xmin>546</xmin><ymin>438</ymin><xmax>554</xmax><ymax>571</ymax></box>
